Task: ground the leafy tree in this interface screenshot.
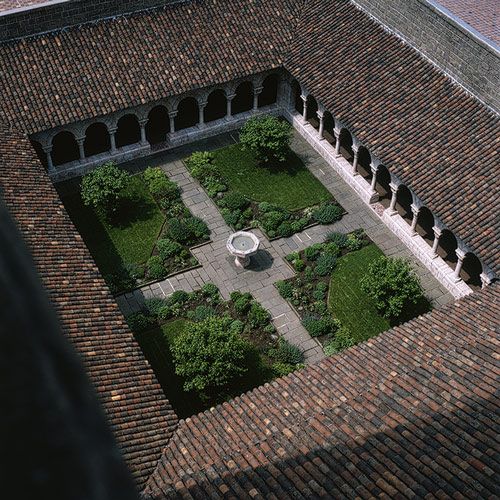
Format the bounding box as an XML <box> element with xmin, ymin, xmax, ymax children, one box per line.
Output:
<box><xmin>171</xmin><ymin>317</ymin><xmax>250</xmax><ymax>397</ymax></box>
<box><xmin>240</xmin><ymin>115</ymin><xmax>292</xmax><ymax>164</ymax></box>
<box><xmin>81</xmin><ymin>162</ymin><xmax>130</xmax><ymax>216</ymax></box>
<box><xmin>360</xmin><ymin>256</ymin><xmax>424</xmax><ymax>319</ymax></box>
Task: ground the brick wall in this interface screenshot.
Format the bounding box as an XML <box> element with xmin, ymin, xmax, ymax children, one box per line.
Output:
<box><xmin>353</xmin><ymin>0</ymin><xmax>500</xmax><ymax>112</ymax></box>
<box><xmin>0</xmin><ymin>0</ymin><xmax>187</xmax><ymax>41</ymax></box>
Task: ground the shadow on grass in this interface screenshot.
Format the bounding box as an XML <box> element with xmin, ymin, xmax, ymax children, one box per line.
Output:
<box><xmin>258</xmin><ymin>150</ymin><xmax>310</xmax><ymax>178</ymax></box>
<box><xmin>391</xmin><ymin>295</ymin><xmax>432</xmax><ymax>327</ymax></box>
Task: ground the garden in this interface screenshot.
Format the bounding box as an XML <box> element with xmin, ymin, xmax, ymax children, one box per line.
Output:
<box><xmin>276</xmin><ymin>230</ymin><xmax>431</xmax><ymax>355</ymax></box>
<box><xmin>126</xmin><ymin>284</ymin><xmax>305</xmax><ymax>417</ymax></box>
<box><xmin>184</xmin><ymin>115</ymin><xmax>344</xmax><ymax>239</ymax></box>
<box><xmin>61</xmin><ymin>162</ymin><xmax>210</xmax><ymax>294</ymax></box>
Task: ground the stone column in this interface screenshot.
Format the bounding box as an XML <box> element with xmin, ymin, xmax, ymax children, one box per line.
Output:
<box><xmin>76</xmin><ymin>136</ymin><xmax>85</xmax><ymax>160</ymax></box>
<box><xmin>169</xmin><ymin>111</ymin><xmax>177</xmax><ymax>134</ymax></box>
<box><xmin>480</xmin><ymin>272</ymin><xmax>492</xmax><ymax>289</ymax></box>
<box><xmin>226</xmin><ymin>93</ymin><xmax>236</xmax><ymax>119</ymax></box>
<box><xmin>253</xmin><ymin>86</ymin><xmax>263</xmax><ymax>111</ymax></box>
<box><xmin>454</xmin><ymin>248</ymin><xmax>466</xmax><ymax>281</ymax></box>
<box><xmin>431</xmin><ymin>226</ymin><xmax>442</xmax><ymax>258</ymax></box>
<box><xmin>351</xmin><ymin>146</ymin><xmax>359</xmax><ymax>175</ymax></box>
<box><xmin>317</xmin><ymin>110</ymin><xmax>325</xmax><ymax>139</ymax></box>
<box><xmin>410</xmin><ymin>204</ymin><xmax>419</xmax><ymax>235</ymax></box>
<box><xmin>388</xmin><ymin>182</ymin><xmax>398</xmax><ymax>215</ymax></box>
<box><xmin>300</xmin><ymin>94</ymin><xmax>308</xmax><ymax>122</ymax></box>
<box><xmin>139</xmin><ymin>118</ymin><xmax>148</xmax><ymax>145</ymax></box>
<box><xmin>198</xmin><ymin>101</ymin><xmax>207</xmax><ymax>126</ymax></box>
<box><xmin>42</xmin><ymin>144</ymin><xmax>54</xmax><ymax>171</ymax></box>
<box><xmin>370</xmin><ymin>164</ymin><xmax>378</xmax><ymax>194</ymax></box>
<box><xmin>109</xmin><ymin>127</ymin><xmax>117</xmax><ymax>153</ymax></box>
<box><xmin>334</xmin><ymin>129</ymin><xmax>341</xmax><ymax>156</ymax></box>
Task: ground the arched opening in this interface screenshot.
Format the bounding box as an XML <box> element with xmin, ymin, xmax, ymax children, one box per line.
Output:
<box><xmin>338</xmin><ymin>128</ymin><xmax>353</xmax><ymax>163</ymax></box>
<box><xmin>306</xmin><ymin>95</ymin><xmax>319</xmax><ymax>129</ymax></box>
<box><xmin>30</xmin><ymin>140</ymin><xmax>47</xmax><ymax>169</ymax></box>
<box><xmin>175</xmin><ymin>97</ymin><xmax>199</xmax><ymax>130</ymax></box>
<box><xmin>415</xmin><ymin>207</ymin><xmax>434</xmax><ymax>245</ymax></box>
<box><xmin>291</xmin><ymin>80</ymin><xmax>303</xmax><ymax>114</ymax></box>
<box><xmin>357</xmin><ymin>146</ymin><xmax>371</xmax><ymax>181</ymax></box>
<box><xmin>375</xmin><ymin>164</ymin><xmax>391</xmax><ymax>207</ymax></box>
<box><xmin>232</xmin><ymin>81</ymin><xmax>254</xmax><ymax>115</ymax></box>
<box><xmin>51</xmin><ymin>131</ymin><xmax>79</xmax><ymax>166</ymax></box>
<box><xmin>115</xmin><ymin>114</ymin><xmax>140</xmax><ymax>148</ymax></box>
<box><xmin>204</xmin><ymin>90</ymin><xmax>227</xmax><ymax>123</ymax></box>
<box><xmin>395</xmin><ymin>184</ymin><xmax>413</xmax><ymax>223</ymax></box>
<box><xmin>460</xmin><ymin>253</ymin><xmax>482</xmax><ymax>289</ymax></box>
<box><xmin>84</xmin><ymin>123</ymin><xmax>110</xmax><ymax>157</ymax></box>
<box><xmin>146</xmin><ymin>106</ymin><xmax>170</xmax><ymax>145</ymax></box>
<box><xmin>436</xmin><ymin>229</ymin><xmax>458</xmax><ymax>269</ymax></box>
<box><xmin>258</xmin><ymin>74</ymin><xmax>279</xmax><ymax>107</ymax></box>
<box><xmin>323</xmin><ymin>111</ymin><xmax>335</xmax><ymax>145</ymax></box>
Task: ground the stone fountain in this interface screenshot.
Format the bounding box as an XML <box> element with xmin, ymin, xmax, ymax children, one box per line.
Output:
<box><xmin>226</xmin><ymin>231</ymin><xmax>260</xmax><ymax>268</ymax></box>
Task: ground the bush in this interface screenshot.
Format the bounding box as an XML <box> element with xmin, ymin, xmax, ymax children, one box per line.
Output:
<box><xmin>312</xmin><ymin>203</ymin><xmax>343</xmax><ymax>224</ymax></box>
<box><xmin>81</xmin><ymin>162</ymin><xmax>130</xmax><ymax>216</ymax></box>
<box><xmin>291</xmin><ymin>218</ymin><xmax>309</xmax><ymax>233</ymax></box>
<box><xmin>293</xmin><ymin>258</ymin><xmax>305</xmax><ymax>272</ymax></box>
<box><xmin>323</xmin><ymin>327</ymin><xmax>356</xmax><ymax>355</ymax></box>
<box><xmin>248</xmin><ymin>301</ymin><xmax>270</xmax><ymax>328</ymax></box>
<box><xmin>323</xmin><ymin>242</ymin><xmax>341</xmax><ymax>257</ymax></box>
<box><xmin>147</xmin><ymin>255</ymin><xmax>167</xmax><ymax>280</ymax></box>
<box><xmin>171</xmin><ymin>317</ymin><xmax>250</xmax><ymax>396</ymax></box>
<box><xmin>276</xmin><ymin>280</ymin><xmax>294</xmax><ymax>299</ymax></box>
<box><xmin>312</xmin><ymin>282</ymin><xmax>328</xmax><ymax>301</ymax></box>
<box><xmin>276</xmin><ymin>221</ymin><xmax>294</xmax><ymax>238</ymax></box>
<box><xmin>204</xmin><ymin>176</ymin><xmax>227</xmax><ymax>198</ymax></box>
<box><xmin>259</xmin><ymin>209</ymin><xmax>288</xmax><ymax>233</ymax></box>
<box><xmin>124</xmin><ymin>262</ymin><xmax>145</xmax><ymax>281</ymax></box>
<box><xmin>314</xmin><ymin>253</ymin><xmax>337</xmax><ymax>276</ymax></box>
<box><xmin>156</xmin><ymin>238</ymin><xmax>183</xmax><ymax>260</ymax></box>
<box><xmin>219</xmin><ymin>191</ymin><xmax>249</xmax><ymax>211</ymax></box>
<box><xmin>229</xmin><ymin>319</ymin><xmax>245</xmax><ymax>335</ymax></box>
<box><xmin>258</xmin><ymin>202</ymin><xmax>282</xmax><ymax>213</ymax></box>
<box><xmin>360</xmin><ymin>257</ymin><xmax>424</xmax><ymax>319</ymax></box>
<box><xmin>143</xmin><ymin>167</ymin><xmax>180</xmax><ymax>204</ymax></box>
<box><xmin>326</xmin><ymin>231</ymin><xmax>348</xmax><ymax>248</ymax></box>
<box><xmin>268</xmin><ymin>338</ymin><xmax>304</xmax><ymax>365</ymax></box>
<box><xmin>202</xmin><ymin>283</ymin><xmax>219</xmax><ymax>299</ymax></box>
<box><xmin>126</xmin><ymin>312</ymin><xmax>153</xmax><ymax>333</ymax></box>
<box><xmin>185</xmin><ymin>151</ymin><xmax>217</xmax><ymax>181</ymax></box>
<box><xmin>240</xmin><ymin>116</ymin><xmax>292</xmax><ymax>164</ymax></box>
<box><xmin>272</xmin><ymin>362</ymin><xmax>297</xmax><ymax>377</ymax></box>
<box><xmin>231</xmin><ymin>291</ymin><xmax>253</xmax><ymax>315</ymax></box>
<box><xmin>304</xmin><ymin>243</ymin><xmax>324</xmax><ymax>261</ymax></box>
<box><xmin>168</xmin><ymin>290</ymin><xmax>190</xmax><ymax>305</ymax></box>
<box><xmin>144</xmin><ymin>297</ymin><xmax>166</xmax><ymax>318</ymax></box>
<box><xmin>346</xmin><ymin>231</ymin><xmax>364</xmax><ymax>252</ymax></box>
<box><xmin>166</xmin><ymin>218</ymin><xmax>191</xmax><ymax>243</ymax></box>
<box><xmin>184</xmin><ymin>216</ymin><xmax>210</xmax><ymax>240</ymax></box>
<box><xmin>302</xmin><ymin>314</ymin><xmax>339</xmax><ymax>337</ymax></box>
<box><xmin>188</xmin><ymin>305</ymin><xmax>217</xmax><ymax>322</ymax></box>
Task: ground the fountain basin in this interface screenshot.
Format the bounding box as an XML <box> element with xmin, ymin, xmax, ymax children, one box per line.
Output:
<box><xmin>226</xmin><ymin>231</ymin><xmax>260</xmax><ymax>268</ymax></box>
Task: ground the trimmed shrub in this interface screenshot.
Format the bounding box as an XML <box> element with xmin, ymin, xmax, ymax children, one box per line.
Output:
<box><xmin>304</xmin><ymin>243</ymin><xmax>324</xmax><ymax>261</ymax></box>
<box><xmin>314</xmin><ymin>253</ymin><xmax>337</xmax><ymax>276</ymax></box>
<box><xmin>285</xmin><ymin>251</ymin><xmax>299</xmax><ymax>263</ymax></box>
<box><xmin>188</xmin><ymin>305</ymin><xmax>217</xmax><ymax>322</ymax></box>
<box><xmin>126</xmin><ymin>312</ymin><xmax>153</xmax><ymax>333</ymax></box>
<box><xmin>166</xmin><ymin>218</ymin><xmax>191</xmax><ymax>243</ymax></box>
<box><xmin>312</xmin><ymin>203</ymin><xmax>343</xmax><ymax>224</ymax></box>
<box><xmin>185</xmin><ymin>151</ymin><xmax>217</xmax><ymax>181</ymax></box>
<box><xmin>360</xmin><ymin>256</ymin><xmax>424</xmax><ymax>319</ymax></box>
<box><xmin>168</xmin><ymin>290</ymin><xmax>190</xmax><ymax>305</ymax></box>
<box><xmin>258</xmin><ymin>201</ymin><xmax>282</xmax><ymax>214</ymax></box>
<box><xmin>323</xmin><ymin>327</ymin><xmax>356</xmax><ymax>355</ymax></box>
<box><xmin>272</xmin><ymin>362</ymin><xmax>297</xmax><ymax>378</ymax></box>
<box><xmin>291</xmin><ymin>218</ymin><xmax>309</xmax><ymax>233</ymax></box>
<box><xmin>276</xmin><ymin>280</ymin><xmax>294</xmax><ymax>299</ymax></box>
<box><xmin>144</xmin><ymin>297</ymin><xmax>166</xmax><ymax>318</ymax></box>
<box><xmin>202</xmin><ymin>283</ymin><xmax>220</xmax><ymax>299</ymax></box>
<box><xmin>346</xmin><ymin>231</ymin><xmax>364</xmax><ymax>251</ymax></box>
<box><xmin>156</xmin><ymin>238</ymin><xmax>183</xmax><ymax>260</ymax></box>
<box><xmin>268</xmin><ymin>338</ymin><xmax>304</xmax><ymax>365</ymax></box>
<box><xmin>164</xmin><ymin>202</ymin><xmax>190</xmax><ymax>219</ymax></box>
<box><xmin>312</xmin><ymin>282</ymin><xmax>328</xmax><ymax>301</ymax></box>
<box><xmin>293</xmin><ymin>258</ymin><xmax>305</xmax><ymax>272</ymax></box>
<box><xmin>204</xmin><ymin>176</ymin><xmax>227</xmax><ymax>198</ymax></box>
<box><xmin>326</xmin><ymin>231</ymin><xmax>348</xmax><ymax>248</ymax></box>
<box><xmin>219</xmin><ymin>191</ymin><xmax>249</xmax><ymax>211</ymax></box>
<box><xmin>123</xmin><ymin>262</ymin><xmax>145</xmax><ymax>281</ymax></box>
<box><xmin>248</xmin><ymin>301</ymin><xmax>270</xmax><ymax>328</ymax></box>
<box><xmin>184</xmin><ymin>216</ymin><xmax>210</xmax><ymax>240</ymax></box>
<box><xmin>143</xmin><ymin>167</ymin><xmax>180</xmax><ymax>204</ymax></box>
<box><xmin>323</xmin><ymin>242</ymin><xmax>341</xmax><ymax>257</ymax></box>
<box><xmin>229</xmin><ymin>319</ymin><xmax>245</xmax><ymax>335</ymax></box>
<box><xmin>276</xmin><ymin>221</ymin><xmax>294</xmax><ymax>238</ymax></box>
<box><xmin>147</xmin><ymin>255</ymin><xmax>167</xmax><ymax>280</ymax></box>
<box><xmin>301</xmin><ymin>314</ymin><xmax>338</xmax><ymax>337</ymax></box>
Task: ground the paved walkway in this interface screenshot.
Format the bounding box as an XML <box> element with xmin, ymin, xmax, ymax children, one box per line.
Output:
<box><xmin>116</xmin><ymin>130</ymin><xmax>452</xmax><ymax>364</ymax></box>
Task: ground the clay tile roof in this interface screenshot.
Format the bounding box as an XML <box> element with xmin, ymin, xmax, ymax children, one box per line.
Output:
<box><xmin>0</xmin><ymin>124</ymin><xmax>178</xmax><ymax>488</ymax></box>
<box><xmin>286</xmin><ymin>0</ymin><xmax>500</xmax><ymax>274</ymax></box>
<box><xmin>144</xmin><ymin>283</ymin><xmax>500</xmax><ymax>499</ymax></box>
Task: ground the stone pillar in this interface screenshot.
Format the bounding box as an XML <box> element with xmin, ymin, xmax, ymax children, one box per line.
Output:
<box><xmin>410</xmin><ymin>204</ymin><xmax>419</xmax><ymax>235</ymax></box>
<box><xmin>317</xmin><ymin>110</ymin><xmax>325</xmax><ymax>139</ymax></box>
<box><xmin>42</xmin><ymin>144</ymin><xmax>54</xmax><ymax>171</ymax></box>
<box><xmin>198</xmin><ymin>101</ymin><xmax>207</xmax><ymax>126</ymax></box>
<box><xmin>226</xmin><ymin>93</ymin><xmax>236</xmax><ymax>119</ymax></box>
<box><xmin>300</xmin><ymin>94</ymin><xmax>308</xmax><ymax>122</ymax></box>
<box><xmin>480</xmin><ymin>272</ymin><xmax>492</xmax><ymax>289</ymax></box>
<box><xmin>370</xmin><ymin>164</ymin><xmax>378</xmax><ymax>194</ymax></box>
<box><xmin>388</xmin><ymin>182</ymin><xmax>398</xmax><ymax>215</ymax></box>
<box><xmin>351</xmin><ymin>146</ymin><xmax>359</xmax><ymax>175</ymax></box>
<box><xmin>454</xmin><ymin>248</ymin><xmax>466</xmax><ymax>281</ymax></box>
<box><xmin>109</xmin><ymin>127</ymin><xmax>117</xmax><ymax>153</ymax></box>
<box><xmin>139</xmin><ymin>118</ymin><xmax>148</xmax><ymax>145</ymax></box>
<box><xmin>431</xmin><ymin>226</ymin><xmax>442</xmax><ymax>258</ymax></box>
<box><xmin>253</xmin><ymin>86</ymin><xmax>263</xmax><ymax>111</ymax></box>
<box><xmin>169</xmin><ymin>111</ymin><xmax>177</xmax><ymax>134</ymax></box>
<box><xmin>76</xmin><ymin>136</ymin><xmax>85</xmax><ymax>160</ymax></box>
<box><xmin>334</xmin><ymin>129</ymin><xmax>341</xmax><ymax>156</ymax></box>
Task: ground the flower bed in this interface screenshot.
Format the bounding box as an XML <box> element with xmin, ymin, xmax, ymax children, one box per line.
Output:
<box><xmin>127</xmin><ymin>284</ymin><xmax>305</xmax><ymax>416</ymax></box>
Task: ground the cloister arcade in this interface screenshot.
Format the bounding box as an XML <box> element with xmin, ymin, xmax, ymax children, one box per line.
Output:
<box><xmin>291</xmin><ymin>78</ymin><xmax>493</xmax><ymax>290</ymax></box>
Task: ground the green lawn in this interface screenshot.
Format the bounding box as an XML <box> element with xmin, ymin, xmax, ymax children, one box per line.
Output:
<box><xmin>213</xmin><ymin>143</ymin><xmax>332</xmax><ymax>210</ymax></box>
<box><xmin>62</xmin><ymin>175</ymin><xmax>165</xmax><ymax>276</ymax></box>
<box><xmin>328</xmin><ymin>244</ymin><xmax>391</xmax><ymax>342</ymax></box>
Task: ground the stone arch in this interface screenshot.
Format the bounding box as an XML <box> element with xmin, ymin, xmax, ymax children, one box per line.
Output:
<box><xmin>395</xmin><ymin>184</ymin><xmax>413</xmax><ymax>222</ymax></box>
<box><xmin>436</xmin><ymin>229</ymin><xmax>458</xmax><ymax>269</ymax></box>
<box><xmin>460</xmin><ymin>252</ymin><xmax>482</xmax><ymax>288</ymax></box>
<box><xmin>323</xmin><ymin>111</ymin><xmax>335</xmax><ymax>145</ymax></box>
<box><xmin>306</xmin><ymin>95</ymin><xmax>319</xmax><ymax>129</ymax></box>
<box><xmin>258</xmin><ymin>74</ymin><xmax>279</xmax><ymax>107</ymax></box>
<box><xmin>232</xmin><ymin>81</ymin><xmax>254</xmax><ymax>115</ymax></box>
<box><xmin>84</xmin><ymin>122</ymin><xmax>110</xmax><ymax>157</ymax></box>
<box><xmin>415</xmin><ymin>206</ymin><xmax>434</xmax><ymax>244</ymax></box>
<box><xmin>338</xmin><ymin>128</ymin><xmax>354</xmax><ymax>163</ymax></box>
<box><xmin>205</xmin><ymin>89</ymin><xmax>227</xmax><ymax>122</ymax></box>
<box><xmin>30</xmin><ymin>140</ymin><xmax>47</xmax><ymax>169</ymax></box>
<box><xmin>51</xmin><ymin>131</ymin><xmax>79</xmax><ymax>166</ymax></box>
<box><xmin>291</xmin><ymin>80</ymin><xmax>303</xmax><ymax>114</ymax></box>
<box><xmin>375</xmin><ymin>164</ymin><xmax>391</xmax><ymax>206</ymax></box>
<box><xmin>146</xmin><ymin>105</ymin><xmax>170</xmax><ymax>145</ymax></box>
<box><xmin>115</xmin><ymin>114</ymin><xmax>141</xmax><ymax>148</ymax></box>
<box><xmin>357</xmin><ymin>146</ymin><xmax>371</xmax><ymax>180</ymax></box>
<box><xmin>175</xmin><ymin>97</ymin><xmax>199</xmax><ymax>130</ymax></box>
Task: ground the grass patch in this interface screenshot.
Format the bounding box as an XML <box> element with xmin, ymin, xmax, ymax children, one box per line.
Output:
<box><xmin>62</xmin><ymin>175</ymin><xmax>165</xmax><ymax>276</ymax></box>
<box><xmin>213</xmin><ymin>143</ymin><xmax>331</xmax><ymax>210</ymax></box>
<box><xmin>328</xmin><ymin>244</ymin><xmax>390</xmax><ymax>342</ymax></box>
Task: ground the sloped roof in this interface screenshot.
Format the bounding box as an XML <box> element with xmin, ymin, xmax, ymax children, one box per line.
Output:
<box><xmin>144</xmin><ymin>283</ymin><xmax>500</xmax><ymax>498</ymax></box>
<box><xmin>0</xmin><ymin>125</ymin><xmax>178</xmax><ymax>488</ymax></box>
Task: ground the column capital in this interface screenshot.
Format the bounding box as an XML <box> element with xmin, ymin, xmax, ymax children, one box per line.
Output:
<box><xmin>198</xmin><ymin>100</ymin><xmax>208</xmax><ymax>108</ymax></box>
<box><xmin>480</xmin><ymin>272</ymin><xmax>493</xmax><ymax>288</ymax></box>
<box><xmin>410</xmin><ymin>203</ymin><xmax>420</xmax><ymax>216</ymax></box>
<box><xmin>316</xmin><ymin>109</ymin><xmax>324</xmax><ymax>120</ymax></box>
<box><xmin>370</xmin><ymin>163</ymin><xmax>378</xmax><ymax>175</ymax></box>
<box><xmin>75</xmin><ymin>135</ymin><xmax>85</xmax><ymax>145</ymax></box>
<box><xmin>168</xmin><ymin>110</ymin><xmax>178</xmax><ymax>118</ymax></box>
<box><xmin>300</xmin><ymin>93</ymin><xmax>308</xmax><ymax>103</ymax></box>
<box><xmin>432</xmin><ymin>226</ymin><xmax>442</xmax><ymax>238</ymax></box>
<box><xmin>226</xmin><ymin>93</ymin><xmax>237</xmax><ymax>101</ymax></box>
<box><xmin>455</xmin><ymin>248</ymin><xmax>466</xmax><ymax>261</ymax></box>
<box><xmin>42</xmin><ymin>144</ymin><xmax>53</xmax><ymax>153</ymax></box>
<box><xmin>108</xmin><ymin>126</ymin><xmax>117</xmax><ymax>134</ymax></box>
<box><xmin>352</xmin><ymin>143</ymin><xmax>360</xmax><ymax>155</ymax></box>
<box><xmin>389</xmin><ymin>181</ymin><xmax>399</xmax><ymax>194</ymax></box>
<box><xmin>253</xmin><ymin>86</ymin><xmax>263</xmax><ymax>95</ymax></box>
<box><xmin>138</xmin><ymin>117</ymin><xmax>148</xmax><ymax>126</ymax></box>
